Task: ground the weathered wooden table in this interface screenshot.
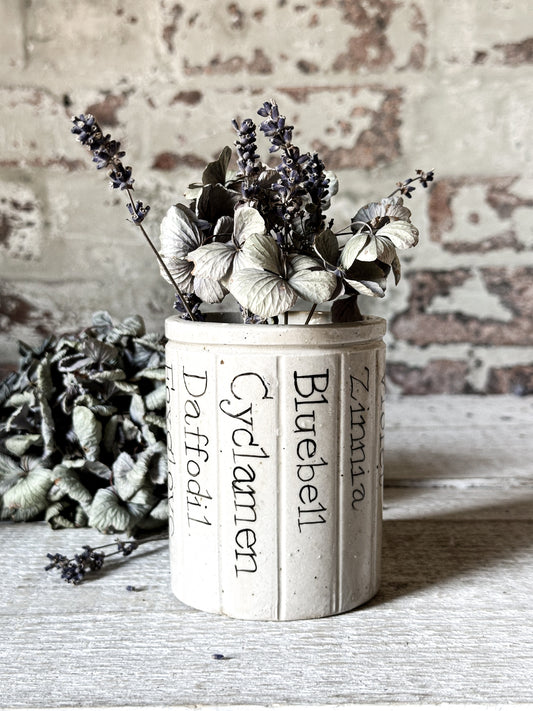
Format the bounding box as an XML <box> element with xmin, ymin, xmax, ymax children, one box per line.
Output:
<box><xmin>2</xmin><ymin>395</ymin><xmax>532</xmax><ymax>709</ymax></box>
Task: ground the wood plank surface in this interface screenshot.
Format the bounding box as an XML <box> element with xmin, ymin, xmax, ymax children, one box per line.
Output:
<box><xmin>1</xmin><ymin>395</ymin><xmax>532</xmax><ymax>708</ymax></box>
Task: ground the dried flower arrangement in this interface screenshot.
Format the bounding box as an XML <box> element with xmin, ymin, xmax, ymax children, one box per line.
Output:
<box><xmin>71</xmin><ymin>100</ymin><xmax>433</xmax><ymax>324</ymax></box>
<box><xmin>1</xmin><ymin>100</ymin><xmax>434</xmax><ymax>585</ymax></box>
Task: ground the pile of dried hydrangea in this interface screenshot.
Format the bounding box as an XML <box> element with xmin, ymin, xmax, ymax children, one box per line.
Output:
<box><xmin>0</xmin><ymin>312</ymin><xmax>168</xmax><ymax>535</ymax></box>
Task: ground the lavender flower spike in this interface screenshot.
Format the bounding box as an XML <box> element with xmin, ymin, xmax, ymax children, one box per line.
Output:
<box><xmin>71</xmin><ymin>113</ymin><xmax>135</xmax><ymax>191</ymax></box>
<box><xmin>70</xmin><ymin>111</ymin><xmax>196</xmax><ymax>320</ymax></box>
<box><xmin>232</xmin><ymin>118</ymin><xmax>260</xmax><ymax>177</ymax></box>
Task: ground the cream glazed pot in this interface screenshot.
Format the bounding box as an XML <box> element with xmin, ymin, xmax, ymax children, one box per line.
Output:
<box><xmin>165</xmin><ymin>312</ymin><xmax>386</xmax><ymax>621</ymax></box>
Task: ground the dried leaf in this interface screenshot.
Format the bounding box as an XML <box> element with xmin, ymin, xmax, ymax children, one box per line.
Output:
<box><xmin>5</xmin><ymin>434</ymin><xmax>42</xmax><ymax>457</ymax></box>
<box><xmin>88</xmin><ymin>486</ymin><xmax>157</xmax><ymax>533</ymax></box>
<box><xmin>214</xmin><ymin>215</ymin><xmax>233</xmax><ymax>241</ymax></box>
<box><xmin>344</xmin><ymin>277</ymin><xmax>385</xmax><ymax>298</ymax></box>
<box><xmin>88</xmin><ymin>487</ymin><xmax>134</xmax><ymax>533</ymax></box>
<box><xmin>113</xmin><ymin>381</ymin><xmax>139</xmax><ymax>394</ymax></box>
<box><xmin>144</xmin><ymin>385</ymin><xmax>166</xmax><ymax>412</ymax></box>
<box><xmin>0</xmin><ymin>311</ymin><xmax>167</xmax><ymax>534</ymax></box>
<box><xmin>73</xmin><ymin>405</ymin><xmax>102</xmax><ymax>461</ymax></box>
<box><xmin>103</xmin><ymin>415</ymin><xmax>120</xmax><ymax>453</ymax></box>
<box><xmin>197</xmin><ymin>184</ymin><xmax>239</xmax><ymax>225</ymax></box>
<box><xmin>0</xmin><ymin>453</ymin><xmax>23</xmax><ymax>494</ymax></box>
<box><xmin>36</xmin><ymin>356</ymin><xmax>55</xmax><ymax>458</ymax></box>
<box><xmin>129</xmin><ymin>393</ymin><xmax>146</xmax><ymax>427</ymax></box>
<box><xmin>233</xmin><ymin>206</ymin><xmax>266</xmax><ymax>246</ymax></box>
<box><xmin>1</xmin><ymin>465</ymin><xmax>53</xmax><ymax>521</ymax></box>
<box><xmin>144</xmin><ymin>413</ymin><xmax>166</xmax><ymax>430</ymax></box>
<box><xmin>340</xmin><ymin>232</ymin><xmax>371</xmax><ymax>269</ymax></box>
<box><xmin>90</xmin><ymin>369</ymin><xmax>126</xmax><ymax>383</ymax></box>
<box><xmin>52</xmin><ymin>464</ymin><xmax>94</xmax><ymax>511</ymax></box>
<box><xmin>314</xmin><ymin>229</ymin><xmax>340</xmax><ymax>266</ymax></box>
<box><xmin>44</xmin><ymin>500</ymin><xmax>78</xmax><ymax>529</ymax></box>
<box><xmin>133</xmin><ymin>367</ymin><xmax>165</xmax><ymax>382</ymax></box>
<box><xmin>201</xmin><ymin>146</ymin><xmax>232</xmax><ymax>186</ymax></box>
<box><xmin>193</xmin><ymin>275</ymin><xmax>227</xmax><ymax>304</ymax></box>
<box><xmin>159</xmin><ymin>205</ymin><xmax>204</xmax><ymax>267</ymax></box>
<box><xmin>113</xmin><ymin>443</ymin><xmax>167</xmax><ymax>500</ymax></box>
<box><xmin>105</xmin><ymin>314</ymin><xmax>146</xmax><ymax>342</ymax></box>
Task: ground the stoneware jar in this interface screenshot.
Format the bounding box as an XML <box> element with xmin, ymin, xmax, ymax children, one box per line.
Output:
<box><xmin>165</xmin><ymin>312</ymin><xmax>386</xmax><ymax>620</ymax></box>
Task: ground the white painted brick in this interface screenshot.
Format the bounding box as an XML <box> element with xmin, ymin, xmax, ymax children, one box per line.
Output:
<box><xmin>25</xmin><ymin>0</ymin><xmax>160</xmax><ymax>87</ymax></box>
<box><xmin>0</xmin><ymin>0</ymin><xmax>25</xmax><ymax>79</ymax></box>
<box><xmin>429</xmin><ymin>0</ymin><xmax>533</xmax><ymax>66</ymax></box>
<box><xmin>0</xmin><ymin>0</ymin><xmax>532</xmax><ymax>393</ymax></box>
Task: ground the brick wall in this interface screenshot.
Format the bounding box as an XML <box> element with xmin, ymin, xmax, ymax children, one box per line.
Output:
<box><xmin>1</xmin><ymin>0</ymin><xmax>532</xmax><ymax>394</ymax></box>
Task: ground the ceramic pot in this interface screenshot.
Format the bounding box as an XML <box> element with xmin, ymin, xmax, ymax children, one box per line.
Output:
<box><xmin>165</xmin><ymin>312</ymin><xmax>386</xmax><ymax>620</ymax></box>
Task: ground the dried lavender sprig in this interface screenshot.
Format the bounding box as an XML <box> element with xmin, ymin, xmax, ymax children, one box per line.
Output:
<box><xmin>72</xmin><ymin>114</ymin><xmax>134</xmax><ymax>189</ymax></box>
<box><xmin>257</xmin><ymin>101</ymin><xmax>310</xmax><ymax>249</ymax></box>
<box><xmin>232</xmin><ymin>118</ymin><xmax>260</xmax><ymax>178</ymax></box>
<box><xmin>258</xmin><ymin>100</ymin><xmax>294</xmax><ymax>151</ymax></box>
<box><xmin>71</xmin><ymin>113</ymin><xmax>195</xmax><ymax>321</ymax></box>
<box><xmin>302</xmin><ymin>152</ymin><xmax>330</xmax><ymax>235</ymax></box>
<box><xmin>232</xmin><ymin>117</ymin><xmax>265</xmax><ymax>207</ymax></box>
<box><xmin>45</xmin><ymin>533</ymin><xmax>167</xmax><ymax>585</ymax></box>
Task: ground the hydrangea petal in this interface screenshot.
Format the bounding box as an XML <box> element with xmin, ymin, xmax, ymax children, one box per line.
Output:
<box><xmin>193</xmin><ymin>275</ymin><xmax>227</xmax><ymax>303</ymax></box>
<box><xmin>353</xmin><ymin>196</ymin><xmax>412</xmax><ymax>225</ymax></box>
<box><xmin>189</xmin><ymin>242</ymin><xmax>237</xmax><ymax>281</ymax></box>
<box><xmin>340</xmin><ymin>232</ymin><xmax>372</xmax><ymax>268</ymax></box>
<box><xmin>159</xmin><ymin>205</ymin><xmax>204</xmax><ymax>259</ymax></box>
<box><xmin>229</xmin><ymin>268</ymin><xmax>296</xmax><ymax>318</ymax></box>
<box><xmin>344</xmin><ymin>277</ymin><xmax>386</xmax><ymax>298</ymax></box>
<box><xmin>288</xmin><ymin>266</ymin><xmax>337</xmax><ymax>303</ymax></box>
<box><xmin>241</xmin><ymin>232</ymin><xmax>283</xmax><ymax>274</ymax></box>
<box><xmin>377</xmin><ymin>219</ymin><xmax>419</xmax><ymax>249</ymax></box>
<box><xmin>158</xmin><ymin>255</ymin><xmax>195</xmax><ymax>291</ymax></box>
<box><xmin>233</xmin><ymin>206</ymin><xmax>266</xmax><ymax>246</ymax></box>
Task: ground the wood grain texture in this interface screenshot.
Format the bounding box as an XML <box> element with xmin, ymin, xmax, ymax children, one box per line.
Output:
<box><xmin>1</xmin><ymin>395</ymin><xmax>532</xmax><ymax>708</ymax></box>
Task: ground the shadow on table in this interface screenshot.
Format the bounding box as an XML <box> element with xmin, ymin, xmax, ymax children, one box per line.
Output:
<box><xmin>91</xmin><ymin>538</ymin><xmax>168</xmax><ymax>581</ymax></box>
<box><xmin>370</xmin><ymin>492</ymin><xmax>533</xmax><ymax>606</ymax></box>
<box><xmin>383</xmin><ymin>449</ymin><xmax>508</xmax><ymax>481</ymax></box>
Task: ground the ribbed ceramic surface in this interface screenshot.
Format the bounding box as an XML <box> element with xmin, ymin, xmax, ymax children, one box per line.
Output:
<box><xmin>165</xmin><ymin>314</ymin><xmax>386</xmax><ymax>620</ymax></box>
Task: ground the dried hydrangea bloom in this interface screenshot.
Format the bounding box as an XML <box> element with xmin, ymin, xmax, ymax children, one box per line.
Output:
<box><xmin>188</xmin><ymin>206</ymin><xmax>266</xmax><ymax>285</ymax></box>
<box><xmin>352</xmin><ymin>196</ymin><xmax>413</xmax><ymax>228</ymax></box>
<box><xmin>342</xmin><ymin>196</ymin><xmax>419</xmax><ymax>269</ymax></box>
<box><xmin>228</xmin><ymin>233</ymin><xmax>337</xmax><ymax>319</ymax></box>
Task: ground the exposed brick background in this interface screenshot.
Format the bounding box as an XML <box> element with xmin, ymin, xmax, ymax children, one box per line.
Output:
<box><xmin>0</xmin><ymin>0</ymin><xmax>532</xmax><ymax>394</ymax></box>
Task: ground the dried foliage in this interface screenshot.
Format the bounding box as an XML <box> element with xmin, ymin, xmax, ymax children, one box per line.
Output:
<box><xmin>0</xmin><ymin>312</ymin><xmax>168</xmax><ymax>534</ymax></box>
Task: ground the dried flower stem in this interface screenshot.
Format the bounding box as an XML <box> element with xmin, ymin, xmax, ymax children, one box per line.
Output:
<box><xmin>305</xmin><ymin>303</ymin><xmax>318</xmax><ymax>325</ymax></box>
<box><xmin>125</xmin><ymin>188</ymin><xmax>195</xmax><ymax>320</ymax></box>
<box><xmin>387</xmin><ymin>170</ymin><xmax>434</xmax><ymax>199</ymax></box>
